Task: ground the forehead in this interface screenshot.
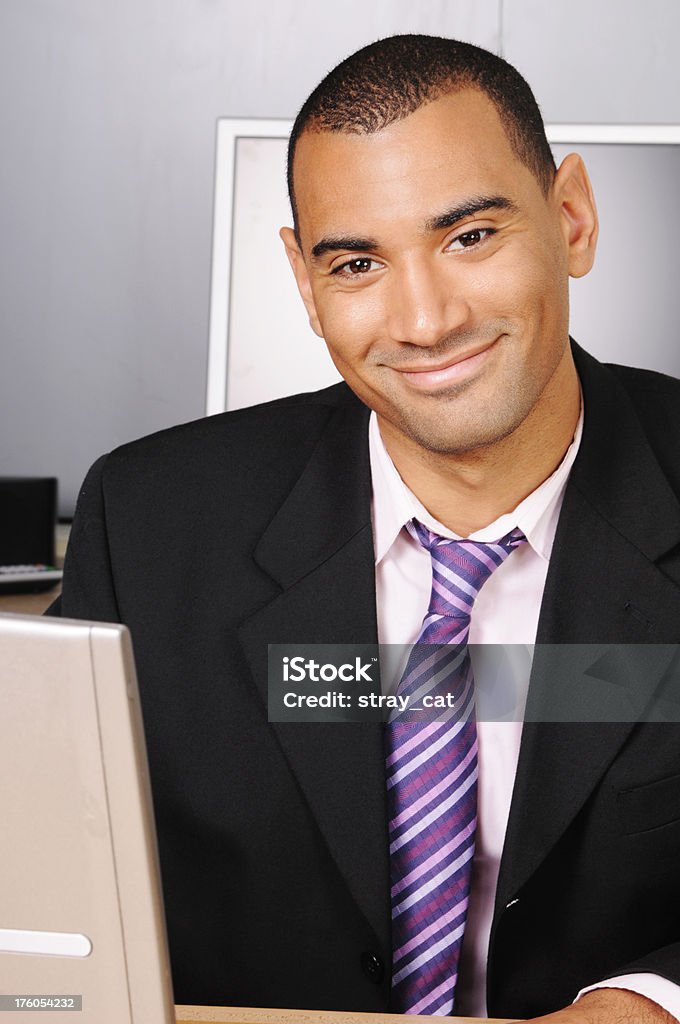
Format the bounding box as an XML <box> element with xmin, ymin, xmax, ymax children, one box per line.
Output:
<box><xmin>293</xmin><ymin>89</ymin><xmax>538</xmax><ymax>247</ymax></box>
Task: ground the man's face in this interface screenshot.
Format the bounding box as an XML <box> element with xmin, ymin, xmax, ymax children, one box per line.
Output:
<box><xmin>282</xmin><ymin>89</ymin><xmax>595</xmax><ymax>457</ymax></box>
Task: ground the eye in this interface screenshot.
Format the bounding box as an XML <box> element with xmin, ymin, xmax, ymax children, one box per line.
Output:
<box><xmin>331</xmin><ymin>257</ymin><xmax>382</xmax><ymax>278</ymax></box>
<box><xmin>446</xmin><ymin>227</ymin><xmax>496</xmax><ymax>252</ymax></box>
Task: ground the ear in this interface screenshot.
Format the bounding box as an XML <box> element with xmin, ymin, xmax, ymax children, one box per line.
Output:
<box><xmin>279</xmin><ymin>227</ymin><xmax>324</xmax><ymax>337</ymax></box>
<box><xmin>551</xmin><ymin>153</ymin><xmax>599</xmax><ymax>279</ymax></box>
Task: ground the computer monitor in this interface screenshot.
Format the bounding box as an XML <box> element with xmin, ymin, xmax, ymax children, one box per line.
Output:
<box><xmin>0</xmin><ymin>613</ymin><xmax>175</xmax><ymax>1023</ymax></box>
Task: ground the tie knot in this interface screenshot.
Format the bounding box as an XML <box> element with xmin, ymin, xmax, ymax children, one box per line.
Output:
<box><xmin>407</xmin><ymin>519</ymin><xmax>526</xmax><ymax>618</ymax></box>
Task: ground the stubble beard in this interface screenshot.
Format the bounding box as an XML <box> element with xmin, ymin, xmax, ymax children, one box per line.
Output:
<box><xmin>387</xmin><ymin>385</ymin><xmax>534</xmax><ymax>456</ymax></box>
<box><xmin>370</xmin><ymin>320</ymin><xmax>533</xmax><ymax>455</ymax></box>
<box><xmin>378</xmin><ymin>355</ymin><xmax>542</xmax><ymax>458</ymax></box>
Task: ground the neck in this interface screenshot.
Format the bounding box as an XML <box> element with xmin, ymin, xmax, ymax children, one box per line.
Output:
<box><xmin>378</xmin><ymin>350</ymin><xmax>581</xmax><ymax>536</ymax></box>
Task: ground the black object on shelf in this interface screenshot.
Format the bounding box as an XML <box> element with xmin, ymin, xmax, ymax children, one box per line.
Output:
<box><xmin>0</xmin><ymin>477</ymin><xmax>62</xmax><ymax>594</ymax></box>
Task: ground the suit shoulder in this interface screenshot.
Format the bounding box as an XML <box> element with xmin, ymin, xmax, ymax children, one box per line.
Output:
<box><xmin>89</xmin><ymin>382</ymin><xmax>367</xmax><ymax>512</ymax></box>
<box><xmin>74</xmin><ymin>381</ymin><xmax>368</xmax><ymax>557</ymax></box>
<box><xmin>606</xmin><ymin>361</ymin><xmax>680</xmax><ymax>396</ymax></box>
<box><xmin>105</xmin><ymin>381</ymin><xmax>359</xmax><ymax>467</ymax></box>
<box><xmin>606</xmin><ymin>362</ymin><xmax>680</xmax><ymax>428</ymax></box>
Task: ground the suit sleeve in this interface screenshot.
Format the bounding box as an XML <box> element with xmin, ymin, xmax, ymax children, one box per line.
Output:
<box><xmin>46</xmin><ymin>453</ymin><xmax>122</xmax><ymax>624</ymax></box>
<box><xmin>608</xmin><ymin>944</ymin><xmax>680</xmax><ymax>992</ymax></box>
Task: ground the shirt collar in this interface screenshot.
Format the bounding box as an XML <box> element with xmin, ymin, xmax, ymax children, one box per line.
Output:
<box><xmin>369</xmin><ymin>402</ymin><xmax>584</xmax><ymax>565</ymax></box>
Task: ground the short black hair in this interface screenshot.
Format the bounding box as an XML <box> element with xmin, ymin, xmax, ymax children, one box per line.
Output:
<box><xmin>287</xmin><ymin>34</ymin><xmax>556</xmax><ymax>243</ymax></box>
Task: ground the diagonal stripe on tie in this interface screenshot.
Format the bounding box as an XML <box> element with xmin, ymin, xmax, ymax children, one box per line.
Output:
<box><xmin>386</xmin><ymin>519</ymin><xmax>526</xmax><ymax>1016</ymax></box>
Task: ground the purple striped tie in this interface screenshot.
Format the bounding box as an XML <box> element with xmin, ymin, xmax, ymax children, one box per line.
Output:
<box><xmin>386</xmin><ymin>519</ymin><xmax>526</xmax><ymax>1016</ymax></box>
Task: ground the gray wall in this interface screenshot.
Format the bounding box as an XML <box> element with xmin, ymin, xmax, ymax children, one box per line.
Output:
<box><xmin>1</xmin><ymin>0</ymin><xmax>679</xmax><ymax>516</ymax></box>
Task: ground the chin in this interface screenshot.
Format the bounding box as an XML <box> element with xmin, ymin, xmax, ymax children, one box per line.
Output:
<box><xmin>398</xmin><ymin>406</ymin><xmax>525</xmax><ymax>456</ymax></box>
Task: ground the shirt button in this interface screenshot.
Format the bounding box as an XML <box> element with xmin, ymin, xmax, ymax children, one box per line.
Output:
<box><xmin>360</xmin><ymin>951</ymin><xmax>385</xmax><ymax>984</ymax></box>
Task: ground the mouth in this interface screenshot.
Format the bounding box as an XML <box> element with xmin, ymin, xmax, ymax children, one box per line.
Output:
<box><xmin>392</xmin><ymin>337</ymin><xmax>501</xmax><ymax>391</ymax></box>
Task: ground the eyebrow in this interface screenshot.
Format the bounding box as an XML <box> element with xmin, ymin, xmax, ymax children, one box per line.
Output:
<box><xmin>310</xmin><ymin>235</ymin><xmax>379</xmax><ymax>263</ymax></box>
<box><xmin>308</xmin><ymin>194</ymin><xmax>519</xmax><ymax>264</ymax></box>
<box><xmin>425</xmin><ymin>195</ymin><xmax>519</xmax><ymax>232</ymax></box>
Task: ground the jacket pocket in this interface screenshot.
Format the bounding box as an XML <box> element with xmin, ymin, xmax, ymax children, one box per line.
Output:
<box><xmin>617</xmin><ymin>772</ymin><xmax>680</xmax><ymax>835</ymax></box>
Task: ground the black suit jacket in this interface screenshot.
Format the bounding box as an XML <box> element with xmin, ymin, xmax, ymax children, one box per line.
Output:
<box><xmin>51</xmin><ymin>343</ymin><xmax>680</xmax><ymax>1018</ymax></box>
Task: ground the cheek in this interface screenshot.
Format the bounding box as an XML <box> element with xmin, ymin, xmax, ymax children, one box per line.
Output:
<box><xmin>314</xmin><ymin>289</ymin><xmax>384</xmax><ymax>359</ymax></box>
<box><xmin>439</xmin><ymin>246</ymin><xmax>540</xmax><ymax>317</ymax></box>
<box><xmin>484</xmin><ymin>243</ymin><xmax>566</xmax><ymax>326</ymax></box>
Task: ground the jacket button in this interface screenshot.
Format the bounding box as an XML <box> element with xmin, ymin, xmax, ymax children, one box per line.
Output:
<box><xmin>360</xmin><ymin>951</ymin><xmax>385</xmax><ymax>984</ymax></box>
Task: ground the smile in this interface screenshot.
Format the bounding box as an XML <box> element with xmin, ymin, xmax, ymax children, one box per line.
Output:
<box><xmin>393</xmin><ymin>338</ymin><xmax>500</xmax><ymax>391</ymax></box>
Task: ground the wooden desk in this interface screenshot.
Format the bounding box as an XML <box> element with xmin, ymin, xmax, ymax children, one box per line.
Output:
<box><xmin>0</xmin><ymin>584</ymin><xmax>61</xmax><ymax>615</ymax></box>
<box><xmin>175</xmin><ymin>1007</ymin><xmax>514</xmax><ymax>1023</ymax></box>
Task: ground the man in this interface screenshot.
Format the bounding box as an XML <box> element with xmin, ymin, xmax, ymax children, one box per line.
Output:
<box><xmin>51</xmin><ymin>35</ymin><xmax>680</xmax><ymax>1022</ymax></box>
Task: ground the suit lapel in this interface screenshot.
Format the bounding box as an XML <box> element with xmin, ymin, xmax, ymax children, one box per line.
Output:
<box><xmin>495</xmin><ymin>344</ymin><xmax>680</xmax><ymax>916</ymax></box>
<box><xmin>236</xmin><ymin>395</ymin><xmax>391</xmax><ymax>952</ymax></box>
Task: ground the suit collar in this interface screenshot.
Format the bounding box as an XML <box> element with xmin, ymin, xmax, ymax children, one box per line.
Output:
<box><xmin>535</xmin><ymin>342</ymin><xmax>680</xmax><ymax>645</ymax></box>
<box><xmin>568</xmin><ymin>341</ymin><xmax>680</xmax><ymax>562</ymax></box>
<box><xmin>252</xmin><ymin>391</ymin><xmax>373</xmax><ymax>590</ymax></box>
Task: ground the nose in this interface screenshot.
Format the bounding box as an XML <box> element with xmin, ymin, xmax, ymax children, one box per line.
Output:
<box><xmin>386</xmin><ymin>258</ymin><xmax>469</xmax><ymax>347</ymax></box>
